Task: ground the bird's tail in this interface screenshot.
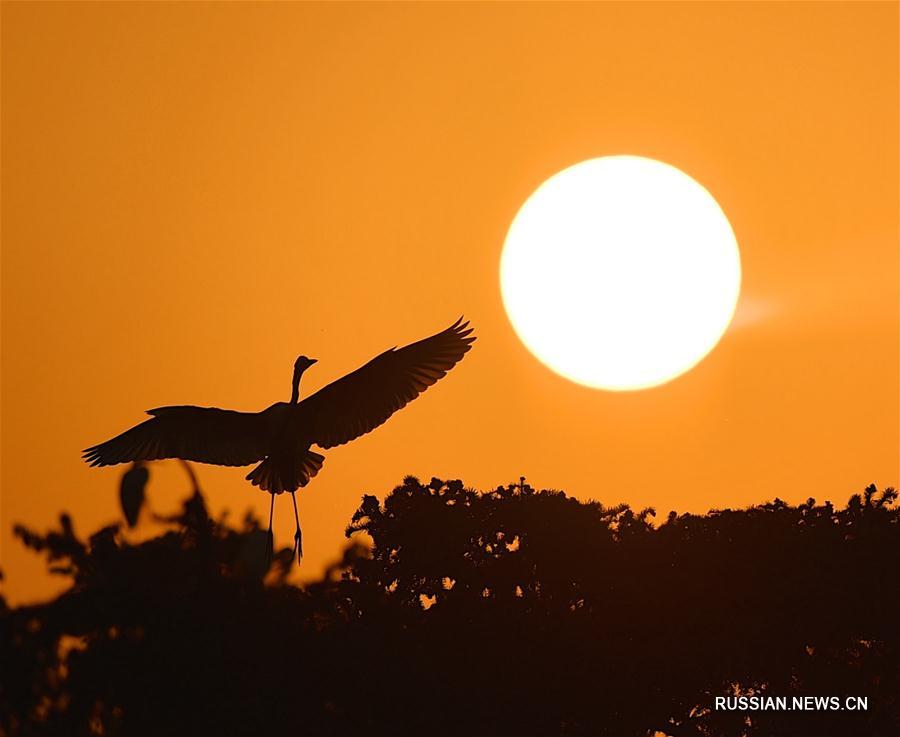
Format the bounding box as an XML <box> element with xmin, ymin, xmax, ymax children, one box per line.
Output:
<box><xmin>246</xmin><ymin>450</ymin><xmax>325</xmax><ymax>494</ymax></box>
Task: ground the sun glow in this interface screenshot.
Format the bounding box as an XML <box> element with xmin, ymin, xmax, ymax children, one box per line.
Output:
<box><xmin>501</xmin><ymin>156</ymin><xmax>741</xmax><ymax>390</ymax></box>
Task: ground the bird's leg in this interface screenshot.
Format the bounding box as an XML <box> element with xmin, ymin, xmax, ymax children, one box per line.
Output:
<box><xmin>290</xmin><ymin>491</ymin><xmax>303</xmax><ymax>565</ymax></box>
<box><xmin>266</xmin><ymin>492</ymin><xmax>275</xmax><ymax>568</ymax></box>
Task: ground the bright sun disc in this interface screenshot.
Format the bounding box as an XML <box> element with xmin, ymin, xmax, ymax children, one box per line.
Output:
<box><xmin>501</xmin><ymin>156</ymin><xmax>741</xmax><ymax>390</ymax></box>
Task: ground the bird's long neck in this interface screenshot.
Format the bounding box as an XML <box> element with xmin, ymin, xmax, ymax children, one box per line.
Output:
<box><xmin>290</xmin><ymin>367</ymin><xmax>302</xmax><ymax>404</ymax></box>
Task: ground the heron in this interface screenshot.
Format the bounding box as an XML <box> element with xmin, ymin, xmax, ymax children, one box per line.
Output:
<box><xmin>84</xmin><ymin>317</ymin><xmax>476</xmax><ymax>562</ymax></box>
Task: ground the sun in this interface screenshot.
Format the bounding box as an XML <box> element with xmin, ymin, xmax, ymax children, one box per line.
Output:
<box><xmin>500</xmin><ymin>156</ymin><xmax>741</xmax><ymax>390</ymax></box>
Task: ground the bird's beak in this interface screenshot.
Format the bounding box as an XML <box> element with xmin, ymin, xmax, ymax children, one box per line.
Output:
<box><xmin>309</xmin><ymin>358</ymin><xmax>317</xmax><ymax>365</ymax></box>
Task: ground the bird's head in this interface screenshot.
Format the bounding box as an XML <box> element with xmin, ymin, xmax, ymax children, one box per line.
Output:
<box><xmin>290</xmin><ymin>356</ymin><xmax>317</xmax><ymax>404</ymax></box>
<box><xmin>294</xmin><ymin>355</ymin><xmax>318</xmax><ymax>373</ymax></box>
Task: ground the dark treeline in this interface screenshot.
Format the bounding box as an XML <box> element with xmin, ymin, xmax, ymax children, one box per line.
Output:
<box><xmin>2</xmin><ymin>473</ymin><xmax>897</xmax><ymax>737</ymax></box>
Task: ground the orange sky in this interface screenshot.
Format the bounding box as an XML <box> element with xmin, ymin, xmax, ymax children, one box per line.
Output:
<box><xmin>2</xmin><ymin>2</ymin><xmax>897</xmax><ymax>604</ymax></box>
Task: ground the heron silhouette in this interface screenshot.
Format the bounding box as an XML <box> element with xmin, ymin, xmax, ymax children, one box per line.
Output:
<box><xmin>84</xmin><ymin>318</ymin><xmax>476</xmax><ymax>561</ymax></box>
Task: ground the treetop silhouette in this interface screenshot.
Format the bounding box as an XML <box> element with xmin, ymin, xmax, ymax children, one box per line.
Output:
<box><xmin>2</xmin><ymin>470</ymin><xmax>897</xmax><ymax>737</ymax></box>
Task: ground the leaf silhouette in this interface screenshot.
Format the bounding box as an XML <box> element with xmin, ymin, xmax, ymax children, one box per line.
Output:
<box><xmin>119</xmin><ymin>462</ymin><xmax>149</xmax><ymax>528</ymax></box>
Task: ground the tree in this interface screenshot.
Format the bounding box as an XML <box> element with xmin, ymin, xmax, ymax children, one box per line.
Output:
<box><xmin>2</xmin><ymin>473</ymin><xmax>897</xmax><ymax>736</ymax></box>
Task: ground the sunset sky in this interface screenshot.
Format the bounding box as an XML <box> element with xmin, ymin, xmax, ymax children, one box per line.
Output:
<box><xmin>3</xmin><ymin>2</ymin><xmax>897</xmax><ymax>604</ymax></box>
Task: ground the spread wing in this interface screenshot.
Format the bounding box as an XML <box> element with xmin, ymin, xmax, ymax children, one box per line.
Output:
<box><xmin>83</xmin><ymin>406</ymin><xmax>271</xmax><ymax>468</ymax></box>
<box><xmin>299</xmin><ymin>317</ymin><xmax>476</xmax><ymax>449</ymax></box>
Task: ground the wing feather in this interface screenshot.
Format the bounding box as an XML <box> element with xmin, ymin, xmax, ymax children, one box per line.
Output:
<box><xmin>83</xmin><ymin>406</ymin><xmax>270</xmax><ymax>468</ymax></box>
<box><xmin>299</xmin><ymin>318</ymin><xmax>475</xmax><ymax>449</ymax></box>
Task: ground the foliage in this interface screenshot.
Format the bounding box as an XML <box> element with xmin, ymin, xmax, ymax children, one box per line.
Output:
<box><xmin>1</xmin><ymin>475</ymin><xmax>897</xmax><ymax>737</ymax></box>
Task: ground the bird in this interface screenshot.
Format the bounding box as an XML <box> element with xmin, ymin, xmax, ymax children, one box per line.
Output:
<box><xmin>83</xmin><ymin>318</ymin><xmax>476</xmax><ymax>563</ymax></box>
